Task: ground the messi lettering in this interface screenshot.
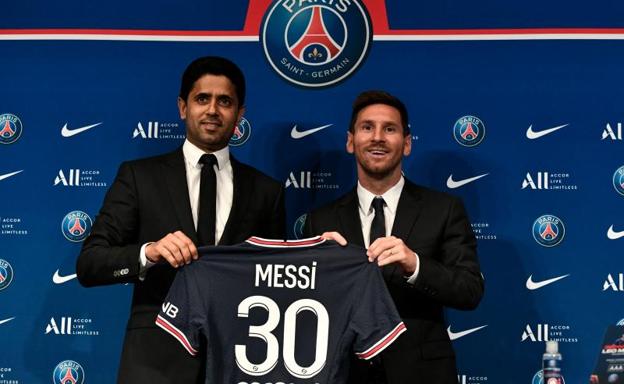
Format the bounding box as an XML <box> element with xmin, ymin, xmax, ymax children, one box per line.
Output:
<box><xmin>255</xmin><ymin>262</ymin><xmax>317</xmax><ymax>290</ymax></box>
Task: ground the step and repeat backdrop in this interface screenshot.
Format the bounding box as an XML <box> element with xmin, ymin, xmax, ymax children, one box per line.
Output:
<box><xmin>3</xmin><ymin>0</ymin><xmax>624</xmax><ymax>382</ymax></box>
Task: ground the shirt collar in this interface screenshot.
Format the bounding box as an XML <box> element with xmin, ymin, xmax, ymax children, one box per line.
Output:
<box><xmin>182</xmin><ymin>139</ymin><xmax>230</xmax><ymax>170</ymax></box>
<box><xmin>357</xmin><ymin>176</ymin><xmax>405</xmax><ymax>215</ymax></box>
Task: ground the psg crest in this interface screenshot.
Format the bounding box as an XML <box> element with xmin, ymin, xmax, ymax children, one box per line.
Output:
<box><xmin>0</xmin><ymin>113</ymin><xmax>23</xmax><ymax>145</ymax></box>
<box><xmin>61</xmin><ymin>210</ymin><xmax>93</xmax><ymax>242</ymax></box>
<box><xmin>612</xmin><ymin>165</ymin><xmax>624</xmax><ymax>196</ymax></box>
<box><xmin>0</xmin><ymin>259</ymin><xmax>14</xmax><ymax>291</ymax></box>
<box><xmin>230</xmin><ymin>117</ymin><xmax>252</xmax><ymax>146</ymax></box>
<box><xmin>53</xmin><ymin>360</ymin><xmax>85</xmax><ymax>384</ymax></box>
<box><xmin>532</xmin><ymin>369</ymin><xmax>565</xmax><ymax>384</ymax></box>
<box><xmin>532</xmin><ymin>214</ymin><xmax>565</xmax><ymax>247</ymax></box>
<box><xmin>261</xmin><ymin>0</ymin><xmax>372</xmax><ymax>87</ymax></box>
<box><xmin>453</xmin><ymin>115</ymin><xmax>485</xmax><ymax>147</ymax></box>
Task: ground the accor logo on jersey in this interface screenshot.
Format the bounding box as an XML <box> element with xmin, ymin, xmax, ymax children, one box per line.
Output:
<box><xmin>229</xmin><ymin>117</ymin><xmax>251</xmax><ymax>146</ymax></box>
<box><xmin>0</xmin><ymin>259</ymin><xmax>14</xmax><ymax>291</ymax></box>
<box><xmin>0</xmin><ymin>114</ymin><xmax>22</xmax><ymax>145</ymax></box>
<box><xmin>453</xmin><ymin>116</ymin><xmax>485</xmax><ymax>147</ymax></box>
<box><xmin>61</xmin><ymin>211</ymin><xmax>92</xmax><ymax>242</ymax></box>
<box><xmin>613</xmin><ymin>165</ymin><xmax>624</xmax><ymax>196</ymax></box>
<box><xmin>52</xmin><ymin>360</ymin><xmax>84</xmax><ymax>384</ymax></box>
<box><xmin>532</xmin><ymin>214</ymin><xmax>565</xmax><ymax>247</ymax></box>
<box><xmin>261</xmin><ymin>0</ymin><xmax>372</xmax><ymax>88</ymax></box>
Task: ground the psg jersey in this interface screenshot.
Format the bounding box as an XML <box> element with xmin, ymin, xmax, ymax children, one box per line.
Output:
<box><xmin>156</xmin><ymin>236</ymin><xmax>406</xmax><ymax>383</ymax></box>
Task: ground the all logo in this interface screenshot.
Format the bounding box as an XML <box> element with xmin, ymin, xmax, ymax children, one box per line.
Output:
<box><xmin>285</xmin><ymin>171</ymin><xmax>339</xmax><ymax>190</ymax></box>
<box><xmin>604</xmin><ymin>274</ymin><xmax>624</xmax><ymax>291</ymax></box>
<box><xmin>61</xmin><ymin>211</ymin><xmax>92</xmax><ymax>242</ymax></box>
<box><xmin>54</xmin><ymin>169</ymin><xmax>107</xmax><ymax>187</ymax></box>
<box><xmin>133</xmin><ymin>121</ymin><xmax>183</xmax><ymax>140</ymax></box>
<box><xmin>603</xmin><ymin>123</ymin><xmax>623</xmax><ymax>140</ymax></box>
<box><xmin>453</xmin><ymin>116</ymin><xmax>485</xmax><ymax>147</ymax></box>
<box><xmin>261</xmin><ymin>0</ymin><xmax>372</xmax><ymax>87</ymax></box>
<box><xmin>613</xmin><ymin>165</ymin><xmax>624</xmax><ymax>196</ymax></box>
<box><xmin>46</xmin><ymin>316</ymin><xmax>99</xmax><ymax>336</ymax></box>
<box><xmin>532</xmin><ymin>370</ymin><xmax>565</xmax><ymax>384</ymax></box>
<box><xmin>0</xmin><ymin>259</ymin><xmax>14</xmax><ymax>291</ymax></box>
<box><xmin>0</xmin><ymin>114</ymin><xmax>22</xmax><ymax>145</ymax></box>
<box><xmin>229</xmin><ymin>117</ymin><xmax>251</xmax><ymax>146</ymax></box>
<box><xmin>293</xmin><ymin>214</ymin><xmax>307</xmax><ymax>240</ymax></box>
<box><xmin>522</xmin><ymin>172</ymin><xmax>578</xmax><ymax>191</ymax></box>
<box><xmin>522</xmin><ymin>324</ymin><xmax>578</xmax><ymax>343</ymax></box>
<box><xmin>52</xmin><ymin>360</ymin><xmax>85</xmax><ymax>384</ymax></box>
<box><xmin>532</xmin><ymin>215</ymin><xmax>565</xmax><ymax>247</ymax></box>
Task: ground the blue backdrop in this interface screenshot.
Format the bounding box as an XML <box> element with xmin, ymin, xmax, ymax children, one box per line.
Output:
<box><xmin>2</xmin><ymin>1</ymin><xmax>624</xmax><ymax>382</ymax></box>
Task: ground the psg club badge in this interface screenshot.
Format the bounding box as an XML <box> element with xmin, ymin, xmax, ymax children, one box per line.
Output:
<box><xmin>0</xmin><ymin>113</ymin><xmax>23</xmax><ymax>145</ymax></box>
<box><xmin>0</xmin><ymin>259</ymin><xmax>14</xmax><ymax>291</ymax></box>
<box><xmin>453</xmin><ymin>115</ymin><xmax>486</xmax><ymax>147</ymax></box>
<box><xmin>532</xmin><ymin>214</ymin><xmax>565</xmax><ymax>247</ymax></box>
<box><xmin>532</xmin><ymin>369</ymin><xmax>566</xmax><ymax>384</ymax></box>
<box><xmin>612</xmin><ymin>165</ymin><xmax>624</xmax><ymax>196</ymax></box>
<box><xmin>229</xmin><ymin>117</ymin><xmax>251</xmax><ymax>146</ymax></box>
<box><xmin>61</xmin><ymin>210</ymin><xmax>93</xmax><ymax>242</ymax></box>
<box><xmin>261</xmin><ymin>0</ymin><xmax>372</xmax><ymax>88</ymax></box>
<box><xmin>52</xmin><ymin>360</ymin><xmax>85</xmax><ymax>384</ymax></box>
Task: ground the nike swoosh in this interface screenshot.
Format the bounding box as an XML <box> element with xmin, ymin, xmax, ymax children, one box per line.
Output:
<box><xmin>0</xmin><ymin>317</ymin><xmax>15</xmax><ymax>325</ymax></box>
<box><xmin>53</xmin><ymin>269</ymin><xmax>77</xmax><ymax>284</ymax></box>
<box><xmin>61</xmin><ymin>122</ymin><xmax>102</xmax><ymax>137</ymax></box>
<box><xmin>446</xmin><ymin>173</ymin><xmax>489</xmax><ymax>189</ymax></box>
<box><xmin>447</xmin><ymin>325</ymin><xmax>488</xmax><ymax>341</ymax></box>
<box><xmin>0</xmin><ymin>170</ymin><xmax>23</xmax><ymax>181</ymax></box>
<box><xmin>526</xmin><ymin>124</ymin><xmax>569</xmax><ymax>139</ymax></box>
<box><xmin>526</xmin><ymin>274</ymin><xmax>570</xmax><ymax>290</ymax></box>
<box><xmin>290</xmin><ymin>124</ymin><xmax>333</xmax><ymax>139</ymax></box>
<box><xmin>608</xmin><ymin>225</ymin><xmax>624</xmax><ymax>240</ymax></box>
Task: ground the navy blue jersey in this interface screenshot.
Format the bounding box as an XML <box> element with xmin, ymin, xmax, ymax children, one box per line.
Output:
<box><xmin>156</xmin><ymin>236</ymin><xmax>405</xmax><ymax>383</ymax></box>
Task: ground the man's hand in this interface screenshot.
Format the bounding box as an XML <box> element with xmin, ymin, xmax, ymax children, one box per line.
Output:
<box><xmin>320</xmin><ymin>231</ymin><xmax>348</xmax><ymax>246</ymax></box>
<box><xmin>145</xmin><ymin>231</ymin><xmax>198</xmax><ymax>268</ymax></box>
<box><xmin>367</xmin><ymin>236</ymin><xmax>417</xmax><ymax>274</ymax></box>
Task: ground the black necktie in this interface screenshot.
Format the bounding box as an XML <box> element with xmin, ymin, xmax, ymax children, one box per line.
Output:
<box><xmin>197</xmin><ymin>154</ymin><xmax>218</xmax><ymax>246</ymax></box>
<box><xmin>369</xmin><ymin>196</ymin><xmax>386</xmax><ymax>245</ymax></box>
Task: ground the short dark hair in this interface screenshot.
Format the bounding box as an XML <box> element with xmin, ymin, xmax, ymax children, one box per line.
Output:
<box><xmin>349</xmin><ymin>90</ymin><xmax>410</xmax><ymax>135</ymax></box>
<box><xmin>179</xmin><ymin>56</ymin><xmax>246</xmax><ymax>107</ymax></box>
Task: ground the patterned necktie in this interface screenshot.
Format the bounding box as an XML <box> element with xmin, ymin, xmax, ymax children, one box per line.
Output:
<box><xmin>197</xmin><ymin>154</ymin><xmax>218</xmax><ymax>246</ymax></box>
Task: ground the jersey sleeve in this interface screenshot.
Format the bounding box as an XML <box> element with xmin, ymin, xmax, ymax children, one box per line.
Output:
<box><xmin>350</xmin><ymin>264</ymin><xmax>406</xmax><ymax>360</ymax></box>
<box><xmin>155</xmin><ymin>266</ymin><xmax>205</xmax><ymax>356</ymax></box>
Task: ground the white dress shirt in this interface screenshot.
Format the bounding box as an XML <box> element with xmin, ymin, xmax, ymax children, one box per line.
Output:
<box><xmin>139</xmin><ymin>139</ymin><xmax>234</xmax><ymax>271</ymax></box>
<box><xmin>356</xmin><ymin>176</ymin><xmax>420</xmax><ymax>284</ymax></box>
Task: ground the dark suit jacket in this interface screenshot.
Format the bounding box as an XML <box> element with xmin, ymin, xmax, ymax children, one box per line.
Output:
<box><xmin>76</xmin><ymin>148</ymin><xmax>285</xmax><ymax>383</ymax></box>
<box><xmin>304</xmin><ymin>179</ymin><xmax>483</xmax><ymax>384</ymax></box>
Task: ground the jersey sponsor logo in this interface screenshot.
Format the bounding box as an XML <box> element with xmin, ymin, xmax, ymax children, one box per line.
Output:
<box><xmin>162</xmin><ymin>302</ymin><xmax>179</xmax><ymax>318</ymax></box>
<box><xmin>526</xmin><ymin>274</ymin><xmax>570</xmax><ymax>290</ymax></box>
<box><xmin>60</xmin><ymin>122</ymin><xmax>102</xmax><ymax>138</ymax></box>
<box><xmin>61</xmin><ymin>211</ymin><xmax>92</xmax><ymax>242</ymax></box>
<box><xmin>261</xmin><ymin>0</ymin><xmax>372</xmax><ymax>88</ymax></box>
<box><xmin>446</xmin><ymin>173</ymin><xmax>489</xmax><ymax>189</ymax></box>
<box><xmin>453</xmin><ymin>116</ymin><xmax>485</xmax><ymax>147</ymax></box>
<box><xmin>52</xmin><ymin>360</ymin><xmax>85</xmax><ymax>384</ymax></box>
<box><xmin>293</xmin><ymin>213</ymin><xmax>307</xmax><ymax>239</ymax></box>
<box><xmin>290</xmin><ymin>124</ymin><xmax>333</xmax><ymax>139</ymax></box>
<box><xmin>0</xmin><ymin>259</ymin><xmax>14</xmax><ymax>291</ymax></box>
<box><xmin>613</xmin><ymin>165</ymin><xmax>624</xmax><ymax>196</ymax></box>
<box><xmin>532</xmin><ymin>214</ymin><xmax>565</xmax><ymax>247</ymax></box>
<box><xmin>532</xmin><ymin>369</ymin><xmax>565</xmax><ymax>384</ymax></box>
<box><xmin>602</xmin><ymin>123</ymin><xmax>623</xmax><ymax>140</ymax></box>
<box><xmin>447</xmin><ymin>324</ymin><xmax>488</xmax><ymax>341</ymax></box>
<box><xmin>608</xmin><ymin>225</ymin><xmax>624</xmax><ymax>240</ymax></box>
<box><xmin>526</xmin><ymin>123</ymin><xmax>569</xmax><ymax>140</ymax></box>
<box><xmin>0</xmin><ymin>170</ymin><xmax>23</xmax><ymax>182</ymax></box>
<box><xmin>0</xmin><ymin>114</ymin><xmax>22</xmax><ymax>145</ymax></box>
<box><xmin>52</xmin><ymin>269</ymin><xmax>77</xmax><ymax>284</ymax></box>
<box><xmin>230</xmin><ymin>117</ymin><xmax>252</xmax><ymax>146</ymax></box>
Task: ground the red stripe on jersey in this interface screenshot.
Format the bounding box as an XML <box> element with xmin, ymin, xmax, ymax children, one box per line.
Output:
<box><xmin>246</xmin><ymin>236</ymin><xmax>326</xmax><ymax>247</ymax></box>
<box><xmin>356</xmin><ymin>322</ymin><xmax>407</xmax><ymax>360</ymax></box>
<box><xmin>156</xmin><ymin>315</ymin><xmax>198</xmax><ymax>356</ymax></box>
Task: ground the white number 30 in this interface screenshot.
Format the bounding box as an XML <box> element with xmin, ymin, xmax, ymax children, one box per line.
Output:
<box><xmin>235</xmin><ymin>295</ymin><xmax>329</xmax><ymax>379</ymax></box>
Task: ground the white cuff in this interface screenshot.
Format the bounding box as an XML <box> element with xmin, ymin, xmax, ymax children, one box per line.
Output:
<box><xmin>139</xmin><ymin>242</ymin><xmax>155</xmax><ymax>281</ymax></box>
<box><xmin>406</xmin><ymin>252</ymin><xmax>420</xmax><ymax>285</ymax></box>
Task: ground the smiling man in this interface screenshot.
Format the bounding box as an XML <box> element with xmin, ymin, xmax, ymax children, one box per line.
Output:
<box><xmin>304</xmin><ymin>90</ymin><xmax>484</xmax><ymax>384</ymax></box>
<box><xmin>76</xmin><ymin>56</ymin><xmax>285</xmax><ymax>383</ymax></box>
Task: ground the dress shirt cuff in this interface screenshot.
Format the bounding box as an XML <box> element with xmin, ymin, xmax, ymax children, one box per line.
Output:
<box><xmin>406</xmin><ymin>252</ymin><xmax>421</xmax><ymax>285</ymax></box>
<box><xmin>139</xmin><ymin>242</ymin><xmax>155</xmax><ymax>281</ymax></box>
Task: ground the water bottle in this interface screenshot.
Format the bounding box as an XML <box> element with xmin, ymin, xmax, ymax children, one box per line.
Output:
<box><xmin>542</xmin><ymin>340</ymin><xmax>563</xmax><ymax>384</ymax></box>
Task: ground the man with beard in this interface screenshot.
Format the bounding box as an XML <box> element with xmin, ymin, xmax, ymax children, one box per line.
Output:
<box><xmin>304</xmin><ymin>90</ymin><xmax>483</xmax><ymax>383</ymax></box>
<box><xmin>77</xmin><ymin>56</ymin><xmax>285</xmax><ymax>383</ymax></box>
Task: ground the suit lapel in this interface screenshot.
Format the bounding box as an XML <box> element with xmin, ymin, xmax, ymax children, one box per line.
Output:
<box><xmin>391</xmin><ymin>180</ymin><xmax>423</xmax><ymax>242</ymax></box>
<box><xmin>220</xmin><ymin>156</ymin><xmax>251</xmax><ymax>245</ymax></box>
<box><xmin>162</xmin><ymin>148</ymin><xmax>198</xmax><ymax>244</ymax></box>
<box><xmin>338</xmin><ymin>189</ymin><xmax>365</xmax><ymax>247</ymax></box>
